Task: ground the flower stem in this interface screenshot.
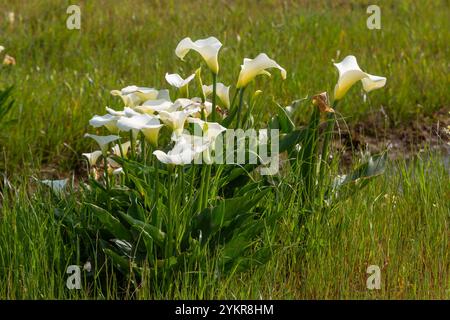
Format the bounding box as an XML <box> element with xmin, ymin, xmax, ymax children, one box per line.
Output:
<box><xmin>235</xmin><ymin>87</ymin><xmax>246</xmax><ymax>129</ymax></box>
<box><xmin>152</xmin><ymin>157</ymin><xmax>159</xmax><ymax>226</ymax></box>
<box><xmin>318</xmin><ymin>100</ymin><xmax>339</xmax><ymax>193</ymax></box>
<box><xmin>103</xmin><ymin>155</ymin><xmax>109</xmax><ymax>190</ymax></box>
<box><xmin>203</xmin><ymin>165</ymin><xmax>212</xmax><ymax>209</ymax></box>
<box><xmin>211</xmin><ymin>72</ymin><xmax>217</xmax><ymax>122</ymax></box>
<box><xmin>129</xmin><ymin>131</ymin><xmax>135</xmax><ymax>160</ymax></box>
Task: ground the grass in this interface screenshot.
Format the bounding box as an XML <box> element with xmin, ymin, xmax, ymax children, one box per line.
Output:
<box><xmin>0</xmin><ymin>0</ymin><xmax>448</xmax><ymax>172</ymax></box>
<box><xmin>0</xmin><ymin>155</ymin><xmax>448</xmax><ymax>299</ymax></box>
<box><xmin>0</xmin><ymin>0</ymin><xmax>448</xmax><ymax>299</ymax></box>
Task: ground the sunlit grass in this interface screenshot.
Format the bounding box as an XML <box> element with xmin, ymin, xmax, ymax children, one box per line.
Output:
<box><xmin>0</xmin><ymin>0</ymin><xmax>448</xmax><ymax>171</ymax></box>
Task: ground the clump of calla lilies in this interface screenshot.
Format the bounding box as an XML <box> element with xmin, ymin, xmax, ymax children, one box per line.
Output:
<box><xmin>59</xmin><ymin>36</ymin><xmax>388</xmax><ymax>283</ymax></box>
<box><xmin>82</xmin><ymin>36</ymin><xmax>385</xmax><ymax>190</ymax></box>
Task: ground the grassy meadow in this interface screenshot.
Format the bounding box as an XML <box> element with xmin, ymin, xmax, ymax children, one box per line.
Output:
<box><xmin>0</xmin><ymin>0</ymin><xmax>449</xmax><ymax>299</ymax></box>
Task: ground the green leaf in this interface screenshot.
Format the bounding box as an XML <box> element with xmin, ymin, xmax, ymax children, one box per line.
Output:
<box><xmin>221</xmin><ymin>103</ymin><xmax>240</xmax><ymax>128</ymax></box>
<box><xmin>119</xmin><ymin>212</ymin><xmax>166</xmax><ymax>248</ymax></box>
<box><xmin>330</xmin><ymin>153</ymin><xmax>387</xmax><ymax>201</ymax></box>
<box><xmin>279</xmin><ymin>128</ymin><xmax>307</xmax><ymax>153</ymax></box>
<box><xmin>275</xmin><ymin>103</ymin><xmax>295</xmax><ymax>134</ymax></box>
<box><xmin>85</xmin><ymin>203</ymin><xmax>131</xmax><ymax>240</ymax></box>
<box><xmin>191</xmin><ymin>188</ymin><xmax>270</xmax><ymax>242</ymax></box>
<box><xmin>0</xmin><ymin>86</ymin><xmax>14</xmax><ymax>120</ymax></box>
<box><xmin>103</xmin><ymin>248</ymin><xmax>133</xmax><ymax>275</ymax></box>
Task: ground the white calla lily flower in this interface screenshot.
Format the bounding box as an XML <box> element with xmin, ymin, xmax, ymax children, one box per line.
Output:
<box><xmin>124</xmin><ymin>107</ymin><xmax>141</xmax><ymax>117</ymax></box>
<box><xmin>187</xmin><ymin>118</ymin><xmax>226</xmax><ymax>142</ymax></box>
<box><xmin>176</xmin><ymin>133</ymin><xmax>214</xmax><ymax>164</ymax></box>
<box><xmin>135</xmin><ymin>99</ymin><xmax>175</xmax><ymax>114</ymax></box>
<box><xmin>153</xmin><ymin>135</ymin><xmax>209</xmax><ymax>165</ymax></box>
<box><xmin>89</xmin><ymin>114</ymin><xmax>120</xmax><ymax>133</ymax></box>
<box><xmin>153</xmin><ymin>139</ymin><xmax>194</xmax><ymax>165</ymax></box>
<box><xmin>112</xmin><ymin>141</ymin><xmax>131</xmax><ymax>158</ymax></box>
<box><xmin>158</xmin><ymin>110</ymin><xmax>189</xmax><ymax>135</ymax></box>
<box><xmin>105</xmin><ymin>107</ymin><xmax>125</xmax><ymax>117</ymax></box>
<box><xmin>236</xmin><ymin>53</ymin><xmax>286</xmax><ymax>88</ymax></box>
<box><xmin>111</xmin><ymin>86</ymin><xmax>160</xmax><ymax>107</ymax></box>
<box><xmin>165</xmin><ymin>73</ymin><xmax>195</xmax><ymax>88</ymax></box>
<box><xmin>117</xmin><ymin>114</ymin><xmax>164</xmax><ymax>146</ymax></box>
<box><xmin>40</xmin><ymin>179</ymin><xmax>69</xmax><ymax>192</ymax></box>
<box><xmin>155</xmin><ymin>89</ymin><xmax>171</xmax><ymax>102</ymax></box>
<box><xmin>82</xmin><ymin>150</ymin><xmax>103</xmax><ymax>167</ymax></box>
<box><xmin>117</xmin><ymin>114</ymin><xmax>155</xmax><ymax>131</ymax></box>
<box><xmin>333</xmin><ymin>55</ymin><xmax>386</xmax><ymax>100</ymax></box>
<box><xmin>105</xmin><ymin>107</ymin><xmax>140</xmax><ymax>117</ymax></box>
<box><xmin>181</xmin><ymin>98</ymin><xmax>212</xmax><ymax>117</ymax></box>
<box><xmin>141</xmin><ymin>123</ymin><xmax>164</xmax><ymax>147</ymax></box>
<box><xmin>84</xmin><ymin>133</ymin><xmax>120</xmax><ymax>153</ymax></box>
<box><xmin>175</xmin><ymin>37</ymin><xmax>222</xmax><ymax>74</ymax></box>
<box><xmin>172</xmin><ymin>98</ymin><xmax>202</xmax><ymax>115</ymax></box>
<box><xmin>202</xmin><ymin>83</ymin><xmax>230</xmax><ymax>108</ymax></box>
<box><xmin>173</xmin><ymin>98</ymin><xmax>196</xmax><ymax>109</ymax></box>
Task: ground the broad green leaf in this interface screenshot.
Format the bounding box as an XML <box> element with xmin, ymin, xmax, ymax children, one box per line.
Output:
<box><xmin>191</xmin><ymin>188</ymin><xmax>270</xmax><ymax>242</ymax></box>
<box><xmin>275</xmin><ymin>103</ymin><xmax>295</xmax><ymax>134</ymax></box>
<box><xmin>330</xmin><ymin>153</ymin><xmax>387</xmax><ymax>202</ymax></box>
<box><xmin>86</xmin><ymin>203</ymin><xmax>131</xmax><ymax>240</ymax></box>
<box><xmin>119</xmin><ymin>212</ymin><xmax>166</xmax><ymax>247</ymax></box>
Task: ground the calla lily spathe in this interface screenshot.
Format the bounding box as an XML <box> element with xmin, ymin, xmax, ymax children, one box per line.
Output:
<box><xmin>84</xmin><ymin>133</ymin><xmax>120</xmax><ymax>153</ymax></box>
<box><xmin>111</xmin><ymin>86</ymin><xmax>161</xmax><ymax>107</ymax></box>
<box><xmin>333</xmin><ymin>55</ymin><xmax>386</xmax><ymax>100</ymax></box>
<box><xmin>202</xmin><ymin>83</ymin><xmax>230</xmax><ymax>108</ymax></box>
<box><xmin>175</xmin><ymin>37</ymin><xmax>222</xmax><ymax>74</ymax></box>
<box><xmin>40</xmin><ymin>179</ymin><xmax>68</xmax><ymax>192</ymax></box>
<box><xmin>135</xmin><ymin>99</ymin><xmax>175</xmax><ymax>114</ymax></box>
<box><xmin>236</xmin><ymin>53</ymin><xmax>286</xmax><ymax>88</ymax></box>
<box><xmin>89</xmin><ymin>114</ymin><xmax>120</xmax><ymax>133</ymax></box>
<box><xmin>165</xmin><ymin>73</ymin><xmax>195</xmax><ymax>88</ymax></box>
<box><xmin>158</xmin><ymin>110</ymin><xmax>189</xmax><ymax>135</ymax></box>
<box><xmin>82</xmin><ymin>150</ymin><xmax>103</xmax><ymax>166</ymax></box>
<box><xmin>153</xmin><ymin>137</ymin><xmax>195</xmax><ymax>165</ymax></box>
<box><xmin>112</xmin><ymin>141</ymin><xmax>131</xmax><ymax>158</ymax></box>
<box><xmin>187</xmin><ymin>118</ymin><xmax>226</xmax><ymax>143</ymax></box>
<box><xmin>117</xmin><ymin>114</ymin><xmax>164</xmax><ymax>146</ymax></box>
<box><xmin>153</xmin><ymin>135</ymin><xmax>209</xmax><ymax>165</ymax></box>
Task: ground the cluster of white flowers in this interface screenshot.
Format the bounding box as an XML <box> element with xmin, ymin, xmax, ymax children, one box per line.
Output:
<box><xmin>83</xmin><ymin>36</ymin><xmax>292</xmax><ymax>174</ymax></box>
<box><xmin>84</xmin><ymin>83</ymin><xmax>228</xmax><ymax>168</ymax></box>
<box><xmin>83</xmin><ymin>37</ymin><xmax>233</xmax><ymax>172</ymax></box>
<box><xmin>82</xmin><ymin>35</ymin><xmax>386</xmax><ymax>177</ymax></box>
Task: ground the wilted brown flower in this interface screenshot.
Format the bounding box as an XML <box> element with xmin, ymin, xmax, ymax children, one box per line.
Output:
<box><xmin>312</xmin><ymin>92</ymin><xmax>334</xmax><ymax>113</ymax></box>
<box><xmin>3</xmin><ymin>54</ymin><xmax>16</xmax><ymax>66</ymax></box>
